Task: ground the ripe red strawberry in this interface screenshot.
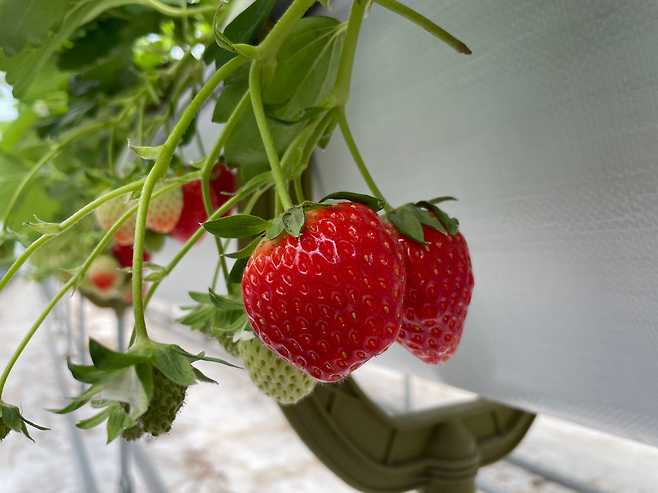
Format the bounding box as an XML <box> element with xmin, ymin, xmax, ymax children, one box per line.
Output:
<box><xmin>110</xmin><ymin>244</ymin><xmax>152</xmax><ymax>268</ymax></box>
<box><xmin>95</xmin><ymin>193</ymin><xmax>137</xmax><ymax>246</ymax></box>
<box><xmin>170</xmin><ymin>180</ymin><xmax>219</xmax><ymax>244</ymax></box>
<box><xmin>146</xmin><ymin>184</ymin><xmax>183</xmax><ymax>233</ymax></box>
<box><xmin>87</xmin><ymin>254</ymin><xmax>122</xmax><ymax>292</ymax></box>
<box><xmin>210</xmin><ymin>162</ymin><xmax>236</xmax><ymax>214</ymax></box>
<box><xmin>396</xmin><ymin>220</ymin><xmax>474</xmax><ymax>364</ymax></box>
<box><xmin>242</xmin><ymin>202</ymin><xmax>406</xmax><ymax>383</ymax></box>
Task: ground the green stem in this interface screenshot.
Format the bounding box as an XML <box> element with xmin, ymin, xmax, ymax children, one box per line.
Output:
<box><xmin>144</xmin><ymin>176</ymin><xmax>273</xmax><ymax>307</ymax></box>
<box><xmin>257</xmin><ymin>0</ymin><xmax>317</xmax><ymax>57</ymax></box>
<box><xmin>332</xmin><ymin>0</ymin><xmax>370</xmax><ymax>105</ymax></box>
<box><xmin>0</xmin><ymin>179</ymin><xmax>146</xmax><ymax>294</ymax></box>
<box><xmin>131</xmin><ymin>56</ymin><xmax>248</xmax><ymax>343</ymax></box>
<box><xmin>0</xmin><ymin>177</ymin><xmax>194</xmax><ymax>397</ymax></box>
<box><xmin>200</xmin><ymin>91</ymin><xmax>251</xmax><ymax>284</ymax></box>
<box><xmin>337</xmin><ymin>106</ymin><xmax>392</xmax><ymax>213</ymax></box>
<box><xmin>139</xmin><ymin>0</ymin><xmax>216</xmax><ymax>17</ymax></box>
<box><xmin>1</xmin><ymin>121</ymin><xmax>106</xmax><ymax>232</ymax></box>
<box><xmin>294</xmin><ymin>175</ymin><xmax>305</xmax><ymax>204</ymax></box>
<box><xmin>280</xmin><ymin>112</ymin><xmax>326</xmax><ymax>178</ymax></box>
<box><xmin>374</xmin><ymin>0</ymin><xmax>472</xmax><ymax>55</ymax></box>
<box><xmin>249</xmin><ymin>63</ymin><xmax>293</xmax><ymax>211</ymax></box>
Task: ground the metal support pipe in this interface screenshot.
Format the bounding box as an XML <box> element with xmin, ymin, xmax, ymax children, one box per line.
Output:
<box><xmin>506</xmin><ymin>455</ymin><xmax>611</xmax><ymax>493</ymax></box>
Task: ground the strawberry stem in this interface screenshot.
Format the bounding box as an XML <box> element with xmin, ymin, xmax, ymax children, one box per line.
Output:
<box><xmin>373</xmin><ymin>0</ymin><xmax>472</xmax><ymax>55</ymax></box>
<box><xmin>336</xmin><ymin>107</ymin><xmax>393</xmax><ymax>214</ymax></box>
<box><xmin>201</xmin><ymin>91</ymin><xmax>252</xmax><ymax>286</ymax></box>
<box><xmin>131</xmin><ymin>56</ymin><xmax>248</xmax><ymax>344</ymax></box>
<box><xmin>249</xmin><ymin>62</ymin><xmax>294</xmax><ymax>211</ymax></box>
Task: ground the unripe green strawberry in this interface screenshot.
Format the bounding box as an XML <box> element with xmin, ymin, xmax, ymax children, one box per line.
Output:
<box><xmin>123</xmin><ymin>368</ymin><xmax>187</xmax><ymax>439</ymax></box>
<box><xmin>121</xmin><ymin>422</ymin><xmax>145</xmax><ymax>441</ymax></box>
<box><xmin>146</xmin><ymin>184</ymin><xmax>183</xmax><ymax>233</ymax></box>
<box><xmin>95</xmin><ymin>193</ymin><xmax>137</xmax><ymax>245</ymax></box>
<box><xmin>144</xmin><ymin>229</ymin><xmax>166</xmax><ymax>253</ymax></box>
<box><xmin>87</xmin><ymin>254</ymin><xmax>123</xmax><ymax>292</ymax></box>
<box><xmin>214</xmin><ymin>330</ymin><xmax>240</xmax><ymax>359</ymax></box>
<box><xmin>239</xmin><ymin>337</ymin><xmax>317</xmax><ymax>404</ymax></box>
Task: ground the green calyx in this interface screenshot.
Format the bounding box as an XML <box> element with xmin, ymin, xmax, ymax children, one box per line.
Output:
<box><xmin>239</xmin><ymin>337</ymin><xmax>317</xmax><ymax>404</ymax></box>
<box><xmin>52</xmin><ymin>338</ymin><xmax>239</xmax><ymax>442</ymax></box>
<box><xmin>0</xmin><ymin>401</ymin><xmax>49</xmax><ymax>442</ymax></box>
<box><xmin>388</xmin><ymin>200</ymin><xmax>460</xmax><ymax>245</ymax></box>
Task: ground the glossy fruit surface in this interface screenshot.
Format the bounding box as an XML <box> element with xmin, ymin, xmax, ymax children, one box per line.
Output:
<box><xmin>242</xmin><ymin>202</ymin><xmax>406</xmax><ymax>382</ymax></box>
<box><xmin>110</xmin><ymin>243</ymin><xmax>151</xmax><ymax>268</ymax></box>
<box><xmin>397</xmin><ymin>224</ymin><xmax>474</xmax><ymax>364</ymax></box>
<box><xmin>210</xmin><ymin>162</ymin><xmax>236</xmax><ymax>214</ymax></box>
<box><xmin>95</xmin><ymin>194</ymin><xmax>137</xmax><ymax>246</ymax></box>
<box><xmin>87</xmin><ymin>254</ymin><xmax>122</xmax><ymax>292</ymax></box>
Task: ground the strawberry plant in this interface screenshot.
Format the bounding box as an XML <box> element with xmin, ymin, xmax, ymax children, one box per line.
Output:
<box><xmin>0</xmin><ymin>0</ymin><xmax>473</xmax><ymax>448</ymax></box>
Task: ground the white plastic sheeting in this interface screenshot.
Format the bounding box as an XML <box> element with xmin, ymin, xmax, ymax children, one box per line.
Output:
<box><xmin>313</xmin><ymin>0</ymin><xmax>658</xmax><ymax>446</ymax></box>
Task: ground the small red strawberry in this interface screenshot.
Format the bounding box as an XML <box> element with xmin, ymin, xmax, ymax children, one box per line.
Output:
<box><xmin>146</xmin><ymin>184</ymin><xmax>183</xmax><ymax>233</ymax></box>
<box><xmin>242</xmin><ymin>202</ymin><xmax>406</xmax><ymax>383</ymax></box>
<box><xmin>170</xmin><ymin>180</ymin><xmax>219</xmax><ymax>244</ymax></box>
<box><xmin>95</xmin><ymin>194</ymin><xmax>137</xmax><ymax>246</ymax></box>
<box><xmin>110</xmin><ymin>244</ymin><xmax>152</xmax><ymax>269</ymax></box>
<box><xmin>396</xmin><ymin>213</ymin><xmax>474</xmax><ymax>364</ymax></box>
<box><xmin>87</xmin><ymin>254</ymin><xmax>123</xmax><ymax>292</ymax></box>
<box><xmin>210</xmin><ymin>162</ymin><xmax>236</xmax><ymax>214</ymax></box>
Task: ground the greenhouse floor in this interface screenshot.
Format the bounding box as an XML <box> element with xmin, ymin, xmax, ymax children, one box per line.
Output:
<box><xmin>1</xmin><ymin>278</ymin><xmax>656</xmax><ymax>493</ymax></box>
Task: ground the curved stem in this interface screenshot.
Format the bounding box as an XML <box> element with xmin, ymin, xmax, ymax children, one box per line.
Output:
<box><xmin>1</xmin><ymin>121</ymin><xmax>106</xmax><ymax>231</ymax></box>
<box><xmin>337</xmin><ymin>106</ymin><xmax>392</xmax><ymax>213</ymax></box>
<box><xmin>131</xmin><ymin>57</ymin><xmax>248</xmax><ymax>343</ymax></box>
<box><xmin>201</xmin><ymin>91</ymin><xmax>251</xmax><ymax>284</ymax></box>
<box><xmin>140</xmin><ymin>0</ymin><xmax>216</xmax><ymax>17</ymax></box>
<box><xmin>257</xmin><ymin>0</ymin><xmax>317</xmax><ymax>57</ymax></box>
<box><xmin>373</xmin><ymin>0</ymin><xmax>472</xmax><ymax>55</ymax></box>
<box><xmin>144</xmin><ymin>176</ymin><xmax>273</xmax><ymax>307</ymax></box>
<box><xmin>0</xmin><ymin>176</ymin><xmax>195</xmax><ymax>397</ymax></box>
<box><xmin>0</xmin><ymin>179</ymin><xmax>146</xmax><ymax>293</ymax></box>
<box><xmin>249</xmin><ymin>63</ymin><xmax>293</xmax><ymax>211</ymax></box>
<box><xmin>332</xmin><ymin>0</ymin><xmax>370</xmax><ymax>105</ymax></box>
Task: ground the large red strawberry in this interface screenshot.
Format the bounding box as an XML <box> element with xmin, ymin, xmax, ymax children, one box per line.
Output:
<box><xmin>110</xmin><ymin>244</ymin><xmax>152</xmax><ymax>268</ymax></box>
<box><xmin>170</xmin><ymin>180</ymin><xmax>219</xmax><ymax>244</ymax></box>
<box><xmin>87</xmin><ymin>254</ymin><xmax>123</xmax><ymax>292</ymax></box>
<box><xmin>242</xmin><ymin>202</ymin><xmax>406</xmax><ymax>383</ymax></box>
<box><xmin>146</xmin><ymin>184</ymin><xmax>183</xmax><ymax>233</ymax></box>
<box><xmin>95</xmin><ymin>193</ymin><xmax>137</xmax><ymax>245</ymax></box>
<box><xmin>210</xmin><ymin>162</ymin><xmax>236</xmax><ymax>213</ymax></box>
<box><xmin>396</xmin><ymin>214</ymin><xmax>474</xmax><ymax>364</ymax></box>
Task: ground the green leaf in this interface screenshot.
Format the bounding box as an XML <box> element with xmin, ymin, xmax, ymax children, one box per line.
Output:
<box><xmin>265</xmin><ymin>216</ymin><xmax>284</xmax><ymax>240</ymax></box>
<box><xmin>0</xmin><ymin>0</ymin><xmax>70</xmax><ymax>57</ymax></box>
<box><xmin>134</xmin><ymin>363</ymin><xmax>154</xmax><ymax>402</ymax></box>
<box><xmin>24</xmin><ymin>220</ymin><xmax>62</xmax><ymax>236</ymax></box>
<box><xmin>193</xmin><ymin>368</ymin><xmax>217</xmax><ymax>384</ymax></box>
<box><xmin>50</xmin><ymin>384</ymin><xmax>103</xmax><ymax>414</ymax></box>
<box><xmin>263</xmin><ymin>17</ymin><xmax>345</xmax><ymax>121</ymax></box>
<box><xmin>320</xmin><ymin>191</ymin><xmax>387</xmax><ymax>212</ymax></box>
<box><xmin>0</xmin><ymin>0</ymin><xmax>142</xmax><ymax>99</ymax></box>
<box><xmin>208</xmin><ymin>288</ymin><xmax>244</xmax><ymax>310</ymax></box>
<box><xmin>152</xmin><ymin>345</ymin><xmax>197</xmax><ymax>387</ymax></box>
<box><xmin>416</xmin><ymin>201</ymin><xmax>460</xmax><ymax>235</ymax></box>
<box><xmin>106</xmin><ymin>406</ymin><xmax>132</xmax><ymax>443</ymax></box>
<box><xmin>98</xmin><ymin>366</ymin><xmax>148</xmax><ymax>419</ymax></box>
<box><xmin>172</xmin><ymin>346</ymin><xmax>242</xmax><ymax>369</ymax></box>
<box><xmin>282</xmin><ymin>206</ymin><xmax>305</xmax><ymax>237</ymax></box>
<box><xmin>401</xmin><ymin>204</ymin><xmax>447</xmax><ymax>235</ymax></box>
<box><xmin>225</xmin><ymin>236</ymin><xmax>261</xmax><ymax>259</ymax></box>
<box><xmin>1</xmin><ymin>404</ymin><xmax>22</xmax><ymax>432</ymax></box>
<box><xmin>209</xmin><ymin>0</ymin><xmax>276</xmax><ymax>67</ymax></box>
<box><xmin>428</xmin><ymin>196</ymin><xmax>458</xmax><ymax>205</ymax></box>
<box><xmin>203</xmin><ymin>214</ymin><xmax>270</xmax><ymax>238</ymax></box>
<box><xmin>188</xmin><ymin>291</ymin><xmax>211</xmax><ymax>304</ymax></box>
<box><xmin>89</xmin><ymin>339</ymin><xmax>148</xmax><ymax>371</ymax></box>
<box><xmin>227</xmin><ymin>257</ymin><xmax>248</xmax><ymax>284</ymax></box>
<box><xmin>213</xmin><ymin>76</ymin><xmax>249</xmax><ymax>124</ymax></box>
<box><xmin>389</xmin><ymin>209</ymin><xmax>426</xmax><ymax>244</ymax></box>
<box><xmin>67</xmin><ymin>360</ymin><xmax>126</xmax><ymax>385</ymax></box>
<box><xmin>76</xmin><ymin>406</ymin><xmax>114</xmax><ymax>430</ymax></box>
<box><xmin>128</xmin><ymin>142</ymin><xmax>163</xmax><ymax>160</ymax></box>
